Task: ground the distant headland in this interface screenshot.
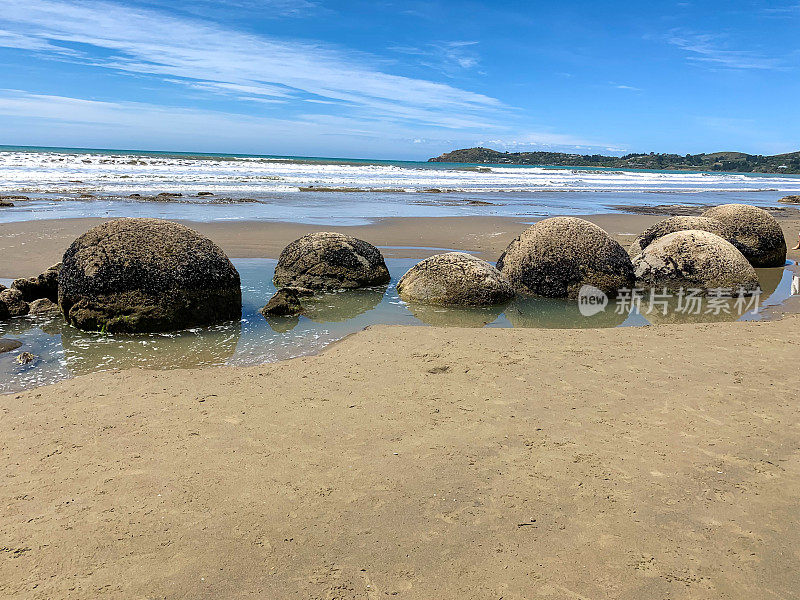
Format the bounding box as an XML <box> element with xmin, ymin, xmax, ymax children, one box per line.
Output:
<box><xmin>428</xmin><ymin>147</ymin><xmax>800</xmax><ymax>174</ymax></box>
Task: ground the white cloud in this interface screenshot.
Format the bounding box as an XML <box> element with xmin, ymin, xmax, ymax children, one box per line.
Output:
<box><xmin>0</xmin><ymin>90</ymin><xmax>620</xmax><ymax>158</ymax></box>
<box><xmin>0</xmin><ymin>0</ymin><xmax>502</xmax><ymax>129</ymax></box>
<box><xmin>0</xmin><ymin>1</ymin><xmax>619</xmax><ymax>156</ymax></box>
<box><xmin>667</xmin><ymin>32</ymin><xmax>785</xmax><ymax>71</ymax></box>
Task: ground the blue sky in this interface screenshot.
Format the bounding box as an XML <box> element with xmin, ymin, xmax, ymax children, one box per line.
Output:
<box><xmin>0</xmin><ymin>0</ymin><xmax>798</xmax><ymax>159</ymax></box>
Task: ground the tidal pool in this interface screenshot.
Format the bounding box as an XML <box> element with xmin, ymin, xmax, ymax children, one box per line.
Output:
<box><xmin>0</xmin><ymin>258</ymin><xmax>795</xmax><ymax>394</ymax></box>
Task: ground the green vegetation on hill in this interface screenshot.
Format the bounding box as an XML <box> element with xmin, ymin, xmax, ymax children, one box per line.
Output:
<box><xmin>428</xmin><ymin>147</ymin><xmax>800</xmax><ymax>174</ymax></box>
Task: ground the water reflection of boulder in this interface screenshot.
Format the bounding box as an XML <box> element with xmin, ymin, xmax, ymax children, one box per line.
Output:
<box><xmin>265</xmin><ymin>315</ymin><xmax>300</xmax><ymax>333</ymax></box>
<box><xmin>754</xmin><ymin>267</ymin><xmax>783</xmax><ymax>300</ymax></box>
<box><xmin>0</xmin><ymin>313</ymin><xmax>67</xmax><ymax>337</ymax></box>
<box><xmin>405</xmin><ymin>301</ymin><xmax>505</xmax><ymax>328</ymax></box>
<box><xmin>302</xmin><ymin>286</ymin><xmax>387</xmax><ymax>324</ymax></box>
<box><xmin>59</xmin><ymin>320</ymin><xmax>241</xmax><ymax>375</ymax></box>
<box><xmin>642</xmin><ymin>267</ymin><xmax>785</xmax><ymax>325</ymax></box>
<box><xmin>503</xmin><ymin>296</ymin><xmax>629</xmax><ymax>329</ymax></box>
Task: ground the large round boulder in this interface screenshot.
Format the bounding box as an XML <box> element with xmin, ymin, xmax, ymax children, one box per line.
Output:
<box><xmin>59</xmin><ymin>218</ymin><xmax>242</xmax><ymax>333</ymax></box>
<box><xmin>700</xmin><ymin>204</ymin><xmax>786</xmax><ymax>267</ymax></box>
<box><xmin>274</xmin><ymin>232</ymin><xmax>390</xmax><ymax>290</ymax></box>
<box><xmin>632</xmin><ymin>230</ymin><xmax>759</xmax><ymax>294</ymax></box>
<box><xmin>628</xmin><ymin>216</ymin><xmax>734</xmax><ymax>257</ymax></box>
<box><xmin>497</xmin><ymin>217</ymin><xmax>634</xmax><ymax>298</ymax></box>
<box><xmin>397</xmin><ymin>252</ymin><xmax>514</xmax><ymax>306</ymax></box>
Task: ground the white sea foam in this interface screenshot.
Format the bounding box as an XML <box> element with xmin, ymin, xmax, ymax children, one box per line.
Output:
<box><xmin>2</xmin><ymin>150</ymin><xmax>799</xmax><ymax>197</ymax></box>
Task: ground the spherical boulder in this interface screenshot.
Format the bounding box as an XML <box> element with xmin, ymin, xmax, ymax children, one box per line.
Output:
<box><xmin>58</xmin><ymin>218</ymin><xmax>242</xmax><ymax>333</ymax></box>
<box><xmin>274</xmin><ymin>232</ymin><xmax>390</xmax><ymax>290</ymax></box>
<box><xmin>397</xmin><ymin>252</ymin><xmax>514</xmax><ymax>306</ymax></box>
<box><xmin>700</xmin><ymin>204</ymin><xmax>786</xmax><ymax>267</ymax></box>
<box><xmin>632</xmin><ymin>230</ymin><xmax>759</xmax><ymax>294</ymax></box>
<box><xmin>497</xmin><ymin>217</ymin><xmax>634</xmax><ymax>298</ymax></box>
<box><xmin>628</xmin><ymin>216</ymin><xmax>734</xmax><ymax>257</ymax></box>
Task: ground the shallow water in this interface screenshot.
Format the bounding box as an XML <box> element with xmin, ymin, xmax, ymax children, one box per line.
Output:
<box><xmin>0</xmin><ymin>258</ymin><xmax>795</xmax><ymax>394</ymax></box>
<box><xmin>2</xmin><ymin>147</ymin><xmax>799</xmax><ymax>225</ymax></box>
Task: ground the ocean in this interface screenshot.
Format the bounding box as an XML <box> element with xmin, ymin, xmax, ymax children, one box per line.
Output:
<box><xmin>2</xmin><ymin>145</ymin><xmax>800</xmax><ymax>225</ymax></box>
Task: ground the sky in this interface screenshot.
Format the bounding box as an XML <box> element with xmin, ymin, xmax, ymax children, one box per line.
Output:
<box><xmin>0</xmin><ymin>0</ymin><xmax>798</xmax><ymax>159</ymax></box>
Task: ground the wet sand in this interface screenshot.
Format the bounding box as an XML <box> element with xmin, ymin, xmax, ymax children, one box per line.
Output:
<box><xmin>1</xmin><ymin>317</ymin><xmax>799</xmax><ymax>599</ymax></box>
<box><xmin>3</xmin><ymin>212</ymin><xmax>800</xmax><ymax>279</ymax></box>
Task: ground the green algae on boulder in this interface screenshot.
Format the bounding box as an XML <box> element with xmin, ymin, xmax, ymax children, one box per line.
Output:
<box><xmin>58</xmin><ymin>218</ymin><xmax>241</xmax><ymax>333</ymax></box>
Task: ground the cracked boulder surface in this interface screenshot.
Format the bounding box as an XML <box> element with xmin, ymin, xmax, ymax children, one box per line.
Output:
<box><xmin>497</xmin><ymin>217</ymin><xmax>635</xmax><ymax>298</ymax></box>
<box><xmin>397</xmin><ymin>252</ymin><xmax>514</xmax><ymax>306</ymax></box>
<box><xmin>273</xmin><ymin>231</ymin><xmax>390</xmax><ymax>290</ymax></box>
<box><xmin>628</xmin><ymin>216</ymin><xmax>735</xmax><ymax>257</ymax></box>
<box><xmin>700</xmin><ymin>204</ymin><xmax>787</xmax><ymax>268</ymax></box>
<box><xmin>632</xmin><ymin>229</ymin><xmax>760</xmax><ymax>294</ymax></box>
<box><xmin>58</xmin><ymin>218</ymin><xmax>242</xmax><ymax>333</ymax></box>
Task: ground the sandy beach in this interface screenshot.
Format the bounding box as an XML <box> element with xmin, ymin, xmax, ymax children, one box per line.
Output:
<box><xmin>0</xmin><ymin>210</ymin><xmax>799</xmax><ymax>598</ymax></box>
<box><xmin>1</xmin><ymin>316</ymin><xmax>799</xmax><ymax>599</ymax></box>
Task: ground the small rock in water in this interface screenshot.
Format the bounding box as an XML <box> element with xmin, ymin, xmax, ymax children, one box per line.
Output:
<box><xmin>28</xmin><ymin>298</ymin><xmax>59</xmax><ymax>314</ymax></box>
<box><xmin>197</xmin><ymin>191</ymin><xmax>214</xmax><ymax>196</ymax></box>
<box><xmin>0</xmin><ymin>288</ymin><xmax>29</xmax><ymax>317</ymax></box>
<box><xmin>261</xmin><ymin>288</ymin><xmax>307</xmax><ymax>317</ymax></box>
<box><xmin>0</xmin><ymin>200</ymin><xmax>13</xmax><ymax>207</ymax></box>
<box><xmin>15</xmin><ymin>351</ymin><xmax>37</xmax><ymax>365</ymax></box>
<box><xmin>0</xmin><ymin>339</ymin><xmax>23</xmax><ymax>354</ymax></box>
<box><xmin>779</xmin><ymin>195</ymin><xmax>800</xmax><ymax>204</ymax></box>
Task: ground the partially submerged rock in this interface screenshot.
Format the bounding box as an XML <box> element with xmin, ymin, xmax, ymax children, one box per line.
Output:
<box><xmin>632</xmin><ymin>230</ymin><xmax>760</xmax><ymax>294</ymax></box>
<box><xmin>397</xmin><ymin>252</ymin><xmax>514</xmax><ymax>306</ymax></box>
<box><xmin>260</xmin><ymin>287</ymin><xmax>311</xmax><ymax>317</ymax></box>
<box><xmin>0</xmin><ymin>339</ymin><xmax>22</xmax><ymax>353</ymax></box>
<box><xmin>274</xmin><ymin>232</ymin><xmax>390</xmax><ymax>290</ymax></box>
<box><xmin>701</xmin><ymin>204</ymin><xmax>786</xmax><ymax>267</ymax></box>
<box><xmin>28</xmin><ymin>298</ymin><xmax>59</xmax><ymax>315</ymax></box>
<box><xmin>12</xmin><ymin>263</ymin><xmax>60</xmax><ymax>302</ymax></box>
<box><xmin>497</xmin><ymin>217</ymin><xmax>634</xmax><ymax>298</ymax></box>
<box><xmin>58</xmin><ymin>218</ymin><xmax>242</xmax><ymax>333</ymax></box>
<box><xmin>15</xmin><ymin>351</ymin><xmax>37</xmax><ymax>365</ymax></box>
<box><xmin>0</xmin><ymin>288</ymin><xmax>29</xmax><ymax>317</ymax></box>
<box><xmin>628</xmin><ymin>216</ymin><xmax>734</xmax><ymax>256</ymax></box>
<box><xmin>778</xmin><ymin>195</ymin><xmax>800</xmax><ymax>204</ymax></box>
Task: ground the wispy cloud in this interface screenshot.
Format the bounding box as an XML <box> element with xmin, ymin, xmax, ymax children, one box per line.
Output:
<box><xmin>0</xmin><ymin>0</ymin><xmax>502</xmax><ymax>130</ymax></box>
<box><xmin>667</xmin><ymin>32</ymin><xmax>786</xmax><ymax>71</ymax></box>
<box><xmin>389</xmin><ymin>41</ymin><xmax>481</xmax><ymax>75</ymax></box>
<box><xmin>0</xmin><ymin>89</ymin><xmax>620</xmax><ymax>157</ymax></box>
